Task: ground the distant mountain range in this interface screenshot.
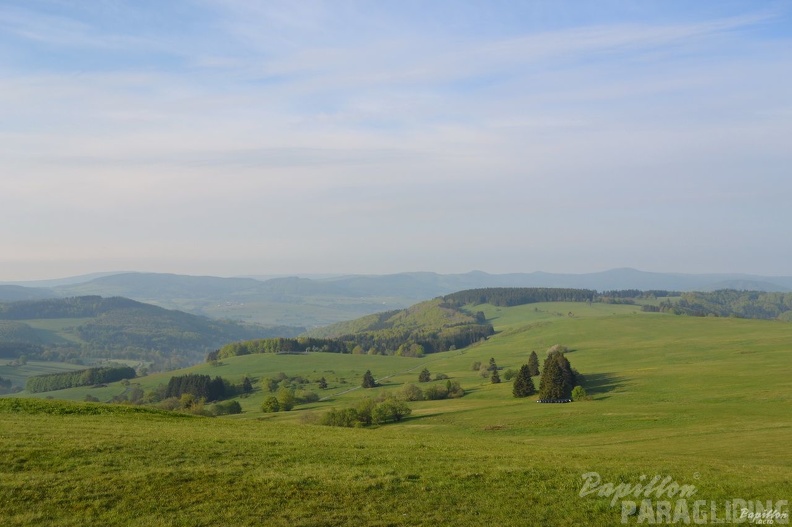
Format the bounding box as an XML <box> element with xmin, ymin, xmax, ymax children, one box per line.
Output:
<box><xmin>2</xmin><ymin>268</ymin><xmax>791</xmax><ymax>327</ymax></box>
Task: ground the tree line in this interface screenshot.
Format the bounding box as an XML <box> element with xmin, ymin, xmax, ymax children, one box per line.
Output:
<box><xmin>642</xmin><ymin>290</ymin><xmax>792</xmax><ymax>320</ymax></box>
<box><xmin>443</xmin><ymin>288</ymin><xmax>598</xmax><ymax>307</ymax></box>
<box><xmin>165</xmin><ymin>374</ymin><xmax>229</xmax><ymax>402</ymax></box>
<box><xmin>26</xmin><ymin>365</ymin><xmax>137</xmax><ymax>393</ymax></box>
<box><xmin>209</xmin><ymin>322</ymin><xmax>494</xmax><ymax>362</ymax></box>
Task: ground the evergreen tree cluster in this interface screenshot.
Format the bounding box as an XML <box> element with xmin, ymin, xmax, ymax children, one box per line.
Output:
<box><xmin>537</xmin><ymin>351</ymin><xmax>576</xmax><ymax>401</ymax></box>
<box><xmin>444</xmin><ymin>288</ymin><xmax>598</xmax><ymax>307</ymax></box>
<box><xmin>26</xmin><ymin>365</ymin><xmax>136</xmax><ymax>393</ymax></box>
<box><xmin>165</xmin><ymin>374</ymin><xmax>227</xmax><ymax>402</ymax></box>
<box><xmin>512</xmin><ymin>365</ymin><xmax>536</xmax><ymax>398</ymax></box>
<box><xmin>211</xmin><ymin>322</ymin><xmax>494</xmax><ymax>361</ymax></box>
<box><xmin>642</xmin><ymin>290</ymin><xmax>792</xmax><ymax>320</ymax></box>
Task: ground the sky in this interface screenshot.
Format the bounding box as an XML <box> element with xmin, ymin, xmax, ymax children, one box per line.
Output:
<box><xmin>1</xmin><ymin>1</ymin><xmax>791</xmax><ymax>280</ymax></box>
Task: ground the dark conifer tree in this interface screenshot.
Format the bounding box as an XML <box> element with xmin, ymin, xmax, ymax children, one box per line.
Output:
<box><xmin>528</xmin><ymin>351</ymin><xmax>540</xmax><ymax>377</ymax></box>
<box><xmin>512</xmin><ymin>364</ymin><xmax>536</xmax><ymax>398</ymax></box>
<box><xmin>488</xmin><ymin>357</ymin><xmax>498</xmax><ymax>371</ymax></box>
<box><xmin>362</xmin><ymin>370</ymin><xmax>376</xmax><ymax>388</ymax></box>
<box><xmin>538</xmin><ymin>357</ymin><xmax>565</xmax><ymax>400</ymax></box>
<box><xmin>538</xmin><ymin>351</ymin><xmax>575</xmax><ymax>400</ymax></box>
<box><xmin>491</xmin><ymin>368</ymin><xmax>501</xmax><ymax>384</ymax></box>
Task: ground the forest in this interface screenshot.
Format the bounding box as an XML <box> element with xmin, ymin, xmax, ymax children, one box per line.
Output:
<box><xmin>642</xmin><ymin>290</ymin><xmax>792</xmax><ymax>320</ymax></box>
<box><xmin>25</xmin><ymin>365</ymin><xmax>137</xmax><ymax>393</ymax></box>
<box><xmin>210</xmin><ymin>321</ymin><xmax>494</xmax><ymax>361</ymax></box>
<box><xmin>0</xmin><ymin>296</ymin><xmax>301</xmax><ymax>370</ymax></box>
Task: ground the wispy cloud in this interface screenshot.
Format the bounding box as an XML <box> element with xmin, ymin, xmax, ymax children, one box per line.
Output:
<box><xmin>0</xmin><ymin>2</ymin><xmax>790</xmax><ymax>278</ymax></box>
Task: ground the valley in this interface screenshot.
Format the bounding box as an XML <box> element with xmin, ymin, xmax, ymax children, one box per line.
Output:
<box><xmin>2</xmin><ymin>296</ymin><xmax>790</xmax><ymax>525</ymax></box>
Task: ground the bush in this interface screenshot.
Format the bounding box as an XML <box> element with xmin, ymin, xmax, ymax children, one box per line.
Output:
<box><xmin>503</xmin><ymin>369</ymin><xmax>517</xmax><ymax>381</ymax></box>
<box><xmin>297</xmin><ymin>390</ymin><xmax>320</xmax><ymax>403</ymax></box>
<box><xmin>434</xmin><ymin>373</ymin><xmax>449</xmax><ymax>381</ymax></box>
<box><xmin>547</xmin><ymin>344</ymin><xmax>569</xmax><ymax>355</ymax></box>
<box><xmin>424</xmin><ymin>384</ymin><xmax>449</xmax><ymax>400</ymax></box>
<box><xmin>471</xmin><ymin>361</ymin><xmax>481</xmax><ymax>371</ymax></box>
<box><xmin>321</xmin><ymin>407</ymin><xmax>362</xmax><ymax>427</ymax></box>
<box><xmin>264</xmin><ymin>378</ymin><xmax>279</xmax><ymax>393</ymax></box>
<box><xmin>372</xmin><ymin>399</ymin><xmax>411</xmax><ymax>424</ymax></box>
<box><xmin>446</xmin><ymin>380</ymin><xmax>465</xmax><ymax>398</ymax></box>
<box><xmin>261</xmin><ymin>396</ymin><xmax>280</xmax><ymax>413</ymax></box>
<box><xmin>401</xmin><ymin>383</ymin><xmax>424</xmax><ymax>401</ymax></box>
<box><xmin>276</xmin><ymin>387</ymin><xmax>296</xmax><ymax>411</ymax></box>
<box><xmin>212</xmin><ymin>400</ymin><xmax>242</xmax><ymax>415</ymax></box>
<box><xmin>158</xmin><ymin>397</ymin><xmax>181</xmax><ymax>411</ymax></box>
<box><xmin>571</xmin><ymin>385</ymin><xmax>588</xmax><ymax>401</ymax></box>
<box><xmin>322</xmin><ymin>397</ymin><xmax>411</xmax><ymax>427</ymax></box>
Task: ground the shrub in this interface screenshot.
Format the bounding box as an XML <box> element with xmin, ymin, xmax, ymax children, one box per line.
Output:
<box><xmin>372</xmin><ymin>399</ymin><xmax>411</xmax><ymax>424</ymax></box>
<box><xmin>321</xmin><ymin>407</ymin><xmax>362</xmax><ymax>427</ymax></box>
<box><xmin>322</xmin><ymin>397</ymin><xmax>412</xmax><ymax>427</ymax></box>
<box><xmin>158</xmin><ymin>397</ymin><xmax>181</xmax><ymax>411</ymax></box>
<box><xmin>276</xmin><ymin>387</ymin><xmax>296</xmax><ymax>411</ymax></box>
<box><xmin>401</xmin><ymin>383</ymin><xmax>424</xmax><ymax>401</ymax></box>
<box><xmin>261</xmin><ymin>396</ymin><xmax>280</xmax><ymax>413</ymax></box>
<box><xmin>297</xmin><ymin>390</ymin><xmax>320</xmax><ymax>404</ymax></box>
<box><xmin>471</xmin><ymin>361</ymin><xmax>481</xmax><ymax>371</ymax></box>
<box><xmin>571</xmin><ymin>385</ymin><xmax>588</xmax><ymax>401</ymax></box>
<box><xmin>446</xmin><ymin>380</ymin><xmax>465</xmax><ymax>398</ymax></box>
<box><xmin>424</xmin><ymin>384</ymin><xmax>449</xmax><ymax>400</ymax></box>
<box><xmin>212</xmin><ymin>400</ymin><xmax>243</xmax><ymax>415</ymax></box>
<box><xmin>503</xmin><ymin>369</ymin><xmax>517</xmax><ymax>381</ymax></box>
<box><xmin>434</xmin><ymin>373</ymin><xmax>449</xmax><ymax>381</ymax></box>
<box><xmin>264</xmin><ymin>378</ymin><xmax>279</xmax><ymax>393</ymax></box>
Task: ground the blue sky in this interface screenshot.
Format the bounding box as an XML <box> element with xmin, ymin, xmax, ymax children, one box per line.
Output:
<box><xmin>1</xmin><ymin>1</ymin><xmax>791</xmax><ymax>280</ymax></box>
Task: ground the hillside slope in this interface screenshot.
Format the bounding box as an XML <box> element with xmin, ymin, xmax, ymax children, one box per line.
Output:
<box><xmin>5</xmin><ymin>269</ymin><xmax>792</xmax><ymax>328</ymax></box>
<box><xmin>4</xmin><ymin>299</ymin><xmax>790</xmax><ymax>526</ymax></box>
<box><xmin>0</xmin><ymin>296</ymin><xmax>301</xmax><ymax>369</ymax></box>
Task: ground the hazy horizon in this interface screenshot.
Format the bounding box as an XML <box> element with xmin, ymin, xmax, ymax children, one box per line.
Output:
<box><xmin>3</xmin><ymin>2</ymin><xmax>790</xmax><ymax>281</ymax></box>
<box><xmin>4</xmin><ymin>266</ymin><xmax>792</xmax><ymax>286</ymax></box>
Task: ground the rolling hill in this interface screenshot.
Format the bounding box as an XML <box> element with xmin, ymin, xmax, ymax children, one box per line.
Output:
<box><xmin>0</xmin><ymin>296</ymin><xmax>302</xmax><ymax>372</ymax></box>
<box><xmin>4</xmin><ymin>269</ymin><xmax>792</xmax><ymax>328</ymax></box>
<box><xmin>3</xmin><ymin>291</ymin><xmax>790</xmax><ymax>526</ymax></box>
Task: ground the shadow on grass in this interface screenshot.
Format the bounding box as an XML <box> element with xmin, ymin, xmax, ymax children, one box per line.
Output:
<box><xmin>402</xmin><ymin>412</ymin><xmax>444</xmax><ymax>423</ymax></box>
<box><xmin>582</xmin><ymin>372</ymin><xmax>626</xmax><ymax>397</ymax></box>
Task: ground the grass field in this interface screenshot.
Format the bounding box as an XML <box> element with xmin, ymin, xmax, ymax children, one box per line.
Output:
<box><xmin>0</xmin><ymin>360</ymin><xmax>87</xmax><ymax>388</ymax></box>
<box><xmin>1</xmin><ymin>303</ymin><xmax>790</xmax><ymax>526</ymax></box>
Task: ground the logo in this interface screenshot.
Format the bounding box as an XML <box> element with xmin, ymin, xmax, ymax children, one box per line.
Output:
<box><xmin>579</xmin><ymin>472</ymin><xmax>789</xmax><ymax>524</ymax></box>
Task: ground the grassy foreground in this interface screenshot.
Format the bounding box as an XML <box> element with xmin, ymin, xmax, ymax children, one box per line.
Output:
<box><xmin>1</xmin><ymin>303</ymin><xmax>791</xmax><ymax>526</ymax></box>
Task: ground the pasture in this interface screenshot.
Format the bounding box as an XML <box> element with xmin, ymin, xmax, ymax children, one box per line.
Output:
<box><xmin>1</xmin><ymin>303</ymin><xmax>790</xmax><ymax>525</ymax></box>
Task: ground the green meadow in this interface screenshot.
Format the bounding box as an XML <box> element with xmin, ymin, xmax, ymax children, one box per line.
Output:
<box><xmin>1</xmin><ymin>303</ymin><xmax>791</xmax><ymax>526</ymax></box>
